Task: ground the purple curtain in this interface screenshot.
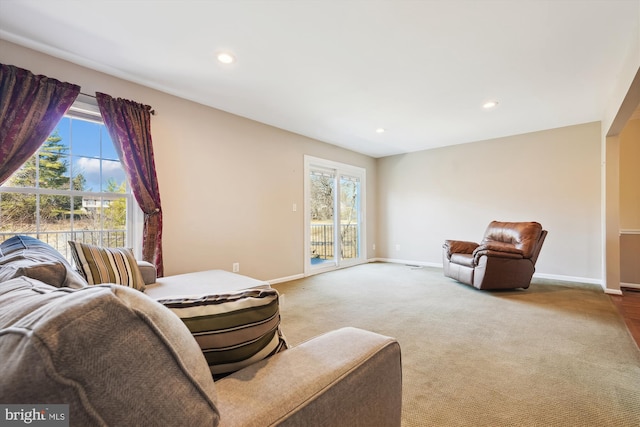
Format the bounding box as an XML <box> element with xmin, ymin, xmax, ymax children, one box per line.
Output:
<box><xmin>0</xmin><ymin>63</ymin><xmax>80</xmax><ymax>184</ymax></box>
<box><xmin>96</xmin><ymin>92</ymin><xmax>164</xmax><ymax>277</ymax></box>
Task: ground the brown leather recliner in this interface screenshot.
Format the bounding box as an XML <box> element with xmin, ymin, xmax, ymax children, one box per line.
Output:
<box><xmin>442</xmin><ymin>221</ymin><xmax>547</xmax><ymax>290</ymax></box>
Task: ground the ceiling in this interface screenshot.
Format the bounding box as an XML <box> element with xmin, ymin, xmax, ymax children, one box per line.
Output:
<box><xmin>0</xmin><ymin>0</ymin><xmax>638</xmax><ymax>158</ymax></box>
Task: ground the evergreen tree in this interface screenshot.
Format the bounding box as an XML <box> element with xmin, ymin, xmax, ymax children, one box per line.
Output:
<box><xmin>0</xmin><ymin>131</ymin><xmax>86</xmax><ymax>227</ymax></box>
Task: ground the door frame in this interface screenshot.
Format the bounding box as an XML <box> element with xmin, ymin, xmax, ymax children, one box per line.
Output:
<box><xmin>303</xmin><ymin>155</ymin><xmax>366</xmax><ymax>276</ymax></box>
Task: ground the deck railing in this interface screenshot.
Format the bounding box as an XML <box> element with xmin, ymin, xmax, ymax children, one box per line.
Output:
<box><xmin>0</xmin><ymin>230</ymin><xmax>126</xmax><ymax>262</ymax></box>
<box><xmin>310</xmin><ymin>223</ymin><xmax>358</xmax><ymax>260</ymax></box>
<box><xmin>1</xmin><ymin>225</ymin><xmax>356</xmax><ymax>264</ymax></box>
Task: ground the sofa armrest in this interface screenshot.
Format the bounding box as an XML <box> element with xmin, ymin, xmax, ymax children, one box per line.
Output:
<box><xmin>443</xmin><ymin>240</ymin><xmax>479</xmax><ymax>258</ymax></box>
<box><xmin>214</xmin><ymin>327</ymin><xmax>402</xmax><ymax>427</ymax></box>
<box><xmin>137</xmin><ymin>261</ymin><xmax>157</xmax><ymax>285</ymax></box>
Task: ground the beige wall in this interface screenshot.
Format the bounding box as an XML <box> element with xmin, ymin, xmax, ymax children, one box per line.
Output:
<box><xmin>602</xmin><ymin>2</ymin><xmax>640</xmax><ymax>293</ymax></box>
<box><xmin>377</xmin><ymin>122</ymin><xmax>603</xmax><ymax>282</ymax></box>
<box><xmin>620</xmin><ymin>118</ymin><xmax>640</xmax><ymax>229</ymax></box>
<box><xmin>0</xmin><ymin>38</ymin><xmax>629</xmax><ymax>285</ymax></box>
<box><xmin>619</xmin><ymin>117</ymin><xmax>640</xmax><ymax>285</ymax></box>
<box><xmin>602</xmin><ymin>5</ymin><xmax>639</xmax><ymax>136</ymax></box>
<box><xmin>0</xmin><ymin>40</ymin><xmax>377</xmax><ymax>281</ymax></box>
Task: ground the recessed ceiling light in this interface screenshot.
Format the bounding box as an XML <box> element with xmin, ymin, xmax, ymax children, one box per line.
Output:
<box><xmin>217</xmin><ymin>52</ymin><xmax>235</xmax><ymax>64</ymax></box>
<box><xmin>376</xmin><ymin>128</ymin><xmax>385</xmax><ymax>133</ymax></box>
<box><xmin>483</xmin><ymin>100</ymin><xmax>499</xmax><ymax>109</ymax></box>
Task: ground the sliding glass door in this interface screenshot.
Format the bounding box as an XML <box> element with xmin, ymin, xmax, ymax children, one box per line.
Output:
<box><xmin>304</xmin><ymin>156</ymin><xmax>366</xmax><ymax>275</ymax></box>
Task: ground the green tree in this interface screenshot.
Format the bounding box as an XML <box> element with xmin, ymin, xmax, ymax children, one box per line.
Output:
<box><xmin>103</xmin><ymin>179</ymin><xmax>127</xmax><ymax>230</ymax></box>
<box><xmin>10</xmin><ymin>132</ymin><xmax>70</xmax><ymax>189</ymax></box>
<box><xmin>0</xmin><ymin>131</ymin><xmax>86</xmax><ymax>226</ymax></box>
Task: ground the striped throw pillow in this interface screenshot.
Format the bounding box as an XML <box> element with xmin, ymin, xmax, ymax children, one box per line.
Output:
<box><xmin>158</xmin><ymin>288</ymin><xmax>288</xmax><ymax>378</ymax></box>
<box><xmin>68</xmin><ymin>241</ymin><xmax>146</xmax><ymax>291</ymax></box>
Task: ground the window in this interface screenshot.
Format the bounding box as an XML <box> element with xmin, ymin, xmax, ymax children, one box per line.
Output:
<box><xmin>0</xmin><ymin>99</ymin><xmax>135</xmax><ymax>261</ymax></box>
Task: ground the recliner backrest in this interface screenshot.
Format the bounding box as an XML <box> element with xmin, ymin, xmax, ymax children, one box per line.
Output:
<box><xmin>481</xmin><ymin>221</ymin><xmax>543</xmax><ymax>259</ymax></box>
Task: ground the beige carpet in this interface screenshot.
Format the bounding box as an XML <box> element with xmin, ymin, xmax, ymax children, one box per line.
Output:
<box><xmin>273</xmin><ymin>262</ymin><xmax>640</xmax><ymax>427</ymax></box>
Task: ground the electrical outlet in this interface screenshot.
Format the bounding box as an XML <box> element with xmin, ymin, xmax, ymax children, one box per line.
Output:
<box><xmin>232</xmin><ymin>262</ymin><xmax>240</xmax><ymax>272</ymax></box>
<box><xmin>372</xmin><ymin>243</ymin><xmax>376</xmax><ymax>251</ymax></box>
<box><xmin>395</xmin><ymin>244</ymin><xmax>400</xmax><ymax>251</ymax></box>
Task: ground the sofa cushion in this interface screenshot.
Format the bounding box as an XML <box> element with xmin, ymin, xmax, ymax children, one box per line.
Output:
<box><xmin>0</xmin><ymin>276</ymin><xmax>220</xmax><ymax>426</ymax></box>
<box><xmin>68</xmin><ymin>241</ymin><xmax>146</xmax><ymax>291</ymax></box>
<box><xmin>0</xmin><ymin>252</ymin><xmax>67</xmax><ymax>285</ymax></box>
<box><xmin>158</xmin><ymin>288</ymin><xmax>288</xmax><ymax>378</ymax></box>
<box><xmin>0</xmin><ymin>235</ymin><xmax>87</xmax><ymax>288</ymax></box>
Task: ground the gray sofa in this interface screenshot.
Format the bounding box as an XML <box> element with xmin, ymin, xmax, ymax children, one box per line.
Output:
<box><xmin>0</xmin><ymin>236</ymin><xmax>402</xmax><ymax>426</ymax></box>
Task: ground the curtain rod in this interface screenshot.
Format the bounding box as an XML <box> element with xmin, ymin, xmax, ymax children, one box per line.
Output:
<box><xmin>80</xmin><ymin>92</ymin><xmax>156</xmax><ymax>115</ymax></box>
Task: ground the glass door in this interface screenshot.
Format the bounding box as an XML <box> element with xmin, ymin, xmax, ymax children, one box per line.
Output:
<box><xmin>309</xmin><ymin>167</ymin><xmax>336</xmax><ymax>268</ymax></box>
<box><xmin>339</xmin><ymin>174</ymin><xmax>360</xmax><ymax>262</ymax></box>
<box><xmin>304</xmin><ymin>156</ymin><xmax>365</xmax><ymax>275</ymax></box>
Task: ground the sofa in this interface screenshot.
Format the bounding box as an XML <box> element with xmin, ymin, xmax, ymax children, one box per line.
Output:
<box><xmin>0</xmin><ymin>236</ymin><xmax>402</xmax><ymax>426</ymax></box>
<box><xmin>442</xmin><ymin>221</ymin><xmax>547</xmax><ymax>290</ymax></box>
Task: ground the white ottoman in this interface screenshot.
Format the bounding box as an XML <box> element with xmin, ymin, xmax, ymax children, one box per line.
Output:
<box><xmin>144</xmin><ymin>269</ymin><xmax>271</xmax><ymax>300</ymax></box>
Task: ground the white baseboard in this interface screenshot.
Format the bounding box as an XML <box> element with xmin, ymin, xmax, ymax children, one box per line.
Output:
<box><xmin>532</xmin><ymin>272</ymin><xmax>601</xmax><ymax>286</ymax></box>
<box><xmin>372</xmin><ymin>257</ymin><xmax>441</xmax><ymax>268</ymax></box>
<box><xmin>270</xmin><ymin>259</ymin><xmax>618</xmax><ymax>292</ymax></box>
<box><xmin>268</xmin><ymin>273</ymin><xmax>304</xmax><ymax>285</ymax></box>
<box><xmin>373</xmin><ymin>258</ymin><xmax>603</xmax><ymax>286</ymax></box>
<box><xmin>621</xmin><ymin>282</ymin><xmax>640</xmax><ymax>290</ymax></box>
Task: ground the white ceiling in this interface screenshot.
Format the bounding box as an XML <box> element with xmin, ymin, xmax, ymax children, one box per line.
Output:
<box><xmin>0</xmin><ymin>0</ymin><xmax>638</xmax><ymax>158</ymax></box>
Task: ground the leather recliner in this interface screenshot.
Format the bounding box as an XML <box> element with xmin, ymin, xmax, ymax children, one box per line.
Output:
<box><xmin>442</xmin><ymin>221</ymin><xmax>547</xmax><ymax>290</ymax></box>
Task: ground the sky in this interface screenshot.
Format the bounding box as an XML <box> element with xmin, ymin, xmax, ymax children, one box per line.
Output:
<box><xmin>53</xmin><ymin>116</ymin><xmax>127</xmax><ymax>193</ymax></box>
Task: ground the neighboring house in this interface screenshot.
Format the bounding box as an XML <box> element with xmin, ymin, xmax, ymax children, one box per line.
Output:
<box><xmin>81</xmin><ymin>198</ymin><xmax>112</xmax><ymax>209</ymax></box>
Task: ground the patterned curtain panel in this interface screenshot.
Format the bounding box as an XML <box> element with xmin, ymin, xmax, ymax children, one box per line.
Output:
<box><xmin>0</xmin><ymin>63</ymin><xmax>80</xmax><ymax>184</ymax></box>
<box><xmin>96</xmin><ymin>92</ymin><xmax>164</xmax><ymax>277</ymax></box>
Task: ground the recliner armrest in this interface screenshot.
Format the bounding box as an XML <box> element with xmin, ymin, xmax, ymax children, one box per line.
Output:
<box><xmin>472</xmin><ymin>241</ymin><xmax>524</xmax><ymax>257</ymax></box>
<box><xmin>443</xmin><ymin>240</ymin><xmax>479</xmax><ymax>258</ymax></box>
<box><xmin>473</xmin><ymin>242</ymin><xmax>524</xmax><ymax>264</ymax></box>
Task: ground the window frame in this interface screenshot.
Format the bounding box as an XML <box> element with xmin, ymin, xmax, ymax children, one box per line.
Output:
<box><xmin>0</xmin><ymin>96</ymin><xmax>140</xmax><ymax>258</ymax></box>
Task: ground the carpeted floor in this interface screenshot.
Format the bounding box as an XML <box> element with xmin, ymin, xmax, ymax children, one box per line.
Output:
<box><xmin>273</xmin><ymin>262</ymin><xmax>640</xmax><ymax>427</ymax></box>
